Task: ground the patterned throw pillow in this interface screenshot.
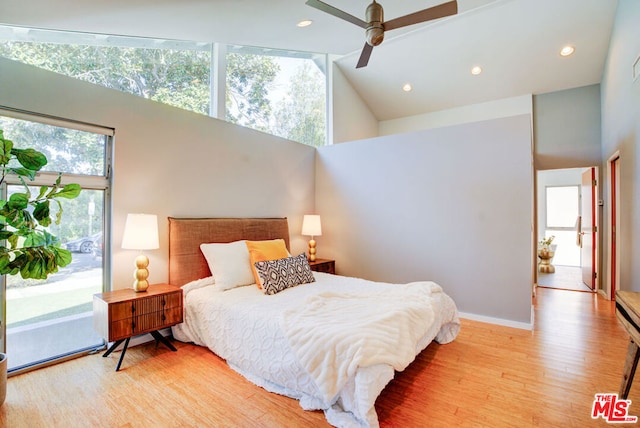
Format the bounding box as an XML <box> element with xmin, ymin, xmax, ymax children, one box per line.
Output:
<box><xmin>254</xmin><ymin>253</ymin><xmax>315</xmax><ymax>295</ymax></box>
<box><xmin>246</xmin><ymin>239</ymin><xmax>290</xmax><ymax>289</ymax></box>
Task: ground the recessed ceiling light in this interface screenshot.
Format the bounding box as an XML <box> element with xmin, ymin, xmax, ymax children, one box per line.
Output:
<box><xmin>402</xmin><ymin>83</ymin><xmax>412</xmax><ymax>92</ymax></box>
<box><xmin>297</xmin><ymin>20</ymin><xmax>313</xmax><ymax>28</ymax></box>
<box><xmin>471</xmin><ymin>66</ymin><xmax>482</xmax><ymax>75</ymax></box>
<box><xmin>560</xmin><ymin>45</ymin><xmax>575</xmax><ymax>57</ymax></box>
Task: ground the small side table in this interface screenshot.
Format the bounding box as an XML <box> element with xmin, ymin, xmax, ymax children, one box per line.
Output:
<box><xmin>309</xmin><ymin>258</ymin><xmax>335</xmax><ymax>274</ymax></box>
<box><xmin>93</xmin><ymin>283</ymin><xmax>183</xmax><ymax>371</ymax></box>
<box><xmin>615</xmin><ymin>291</ymin><xmax>640</xmax><ymax>398</ymax></box>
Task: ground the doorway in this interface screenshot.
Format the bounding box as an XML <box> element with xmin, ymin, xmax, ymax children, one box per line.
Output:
<box><xmin>536</xmin><ymin>167</ymin><xmax>598</xmax><ymax>292</ymax></box>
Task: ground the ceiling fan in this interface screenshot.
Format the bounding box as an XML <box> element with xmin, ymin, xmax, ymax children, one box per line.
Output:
<box><xmin>306</xmin><ymin>0</ymin><xmax>458</xmax><ymax>68</ymax></box>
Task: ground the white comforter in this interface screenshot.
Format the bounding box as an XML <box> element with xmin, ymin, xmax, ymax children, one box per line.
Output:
<box><xmin>172</xmin><ymin>273</ymin><xmax>459</xmax><ymax>428</ymax></box>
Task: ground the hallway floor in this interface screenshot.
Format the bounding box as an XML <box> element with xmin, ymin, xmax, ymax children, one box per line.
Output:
<box><xmin>538</xmin><ymin>265</ymin><xmax>593</xmax><ymax>292</ymax></box>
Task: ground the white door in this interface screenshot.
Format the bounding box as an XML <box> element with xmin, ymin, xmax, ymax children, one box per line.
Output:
<box><xmin>580</xmin><ymin>167</ymin><xmax>597</xmax><ymax>290</ymax></box>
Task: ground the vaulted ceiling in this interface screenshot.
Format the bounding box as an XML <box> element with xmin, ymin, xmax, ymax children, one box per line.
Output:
<box><xmin>0</xmin><ymin>0</ymin><xmax>618</xmax><ymax>120</ymax></box>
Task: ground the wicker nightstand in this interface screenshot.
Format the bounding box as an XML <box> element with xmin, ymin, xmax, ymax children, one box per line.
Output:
<box><xmin>93</xmin><ymin>283</ymin><xmax>183</xmax><ymax>371</ymax></box>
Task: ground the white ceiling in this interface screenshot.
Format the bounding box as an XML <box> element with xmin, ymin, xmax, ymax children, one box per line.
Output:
<box><xmin>0</xmin><ymin>0</ymin><xmax>619</xmax><ymax>121</ymax></box>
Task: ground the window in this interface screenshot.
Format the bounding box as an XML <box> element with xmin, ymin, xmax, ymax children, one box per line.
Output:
<box><xmin>0</xmin><ymin>24</ymin><xmax>328</xmax><ymax>146</ymax></box>
<box><xmin>0</xmin><ymin>110</ymin><xmax>112</xmax><ymax>373</ymax></box>
<box><xmin>0</xmin><ymin>26</ymin><xmax>211</xmax><ymax>116</ymax></box>
<box><xmin>225</xmin><ymin>46</ymin><xmax>327</xmax><ymax>147</ymax></box>
<box><xmin>546</xmin><ymin>186</ymin><xmax>579</xmax><ymax>229</ymax></box>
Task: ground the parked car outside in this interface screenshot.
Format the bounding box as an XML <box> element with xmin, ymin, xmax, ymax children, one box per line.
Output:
<box><xmin>64</xmin><ymin>232</ymin><xmax>101</xmax><ymax>253</ymax></box>
<box><xmin>91</xmin><ymin>233</ymin><xmax>103</xmax><ymax>259</ymax></box>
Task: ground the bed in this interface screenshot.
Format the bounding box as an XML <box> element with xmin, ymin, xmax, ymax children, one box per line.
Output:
<box><xmin>168</xmin><ymin>217</ymin><xmax>460</xmax><ymax>428</ymax></box>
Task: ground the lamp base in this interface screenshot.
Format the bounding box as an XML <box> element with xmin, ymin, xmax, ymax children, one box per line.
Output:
<box><xmin>308</xmin><ymin>239</ymin><xmax>317</xmax><ymax>262</ymax></box>
<box><xmin>133</xmin><ymin>254</ymin><xmax>150</xmax><ymax>292</ymax></box>
<box><xmin>133</xmin><ymin>279</ymin><xmax>150</xmax><ymax>292</ymax></box>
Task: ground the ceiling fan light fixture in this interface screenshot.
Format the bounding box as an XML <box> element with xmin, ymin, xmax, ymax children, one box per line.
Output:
<box><xmin>297</xmin><ymin>19</ymin><xmax>313</xmax><ymax>27</ymax></box>
<box><xmin>366</xmin><ymin>27</ymin><xmax>385</xmax><ymax>46</ymax></box>
<box><xmin>471</xmin><ymin>66</ymin><xmax>482</xmax><ymax>75</ymax></box>
<box><xmin>402</xmin><ymin>83</ymin><xmax>413</xmax><ymax>92</ymax></box>
<box><xmin>560</xmin><ymin>45</ymin><xmax>575</xmax><ymax>57</ymax></box>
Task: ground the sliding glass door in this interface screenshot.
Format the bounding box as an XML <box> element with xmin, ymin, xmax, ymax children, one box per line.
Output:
<box><xmin>0</xmin><ymin>111</ymin><xmax>112</xmax><ymax>373</ymax></box>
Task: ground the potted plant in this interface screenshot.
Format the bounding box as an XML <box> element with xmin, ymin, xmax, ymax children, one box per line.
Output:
<box><xmin>0</xmin><ymin>127</ymin><xmax>81</xmax><ymax>406</ymax></box>
<box><xmin>538</xmin><ymin>235</ymin><xmax>557</xmax><ymax>273</ymax></box>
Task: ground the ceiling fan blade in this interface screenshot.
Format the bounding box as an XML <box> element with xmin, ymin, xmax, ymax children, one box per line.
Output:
<box><xmin>384</xmin><ymin>0</ymin><xmax>458</xmax><ymax>31</ymax></box>
<box><xmin>356</xmin><ymin>42</ymin><xmax>374</xmax><ymax>69</ymax></box>
<box><xmin>305</xmin><ymin>0</ymin><xmax>368</xmax><ymax>29</ymax></box>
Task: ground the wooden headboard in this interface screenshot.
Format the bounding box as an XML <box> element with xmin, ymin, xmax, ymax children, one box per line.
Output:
<box><xmin>168</xmin><ymin>217</ymin><xmax>290</xmax><ymax>286</ymax></box>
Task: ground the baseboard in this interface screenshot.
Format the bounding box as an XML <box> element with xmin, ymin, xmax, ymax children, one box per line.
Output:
<box><xmin>458</xmin><ymin>311</ymin><xmax>534</xmax><ymax>331</ymax></box>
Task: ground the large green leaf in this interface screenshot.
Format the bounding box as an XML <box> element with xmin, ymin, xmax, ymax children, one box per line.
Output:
<box><xmin>0</xmin><ymin>137</ymin><xmax>12</xmax><ymax>165</ymax></box>
<box><xmin>11</xmin><ymin>147</ymin><xmax>48</xmax><ymax>171</ymax></box>
<box><xmin>7</xmin><ymin>193</ymin><xmax>29</xmax><ymax>210</ymax></box>
<box><xmin>5</xmin><ymin>209</ymin><xmax>35</xmax><ymax>230</ymax></box>
<box><xmin>22</xmin><ymin>255</ymin><xmax>46</xmax><ymax>279</ymax></box>
<box><xmin>33</xmin><ymin>201</ymin><xmax>51</xmax><ymax>226</ymax></box>
<box><xmin>53</xmin><ymin>183</ymin><xmax>82</xmax><ymax>199</ymax></box>
<box><xmin>0</xmin><ymin>230</ymin><xmax>14</xmax><ymax>240</ymax></box>
<box><xmin>7</xmin><ymin>234</ymin><xmax>19</xmax><ymax>249</ymax></box>
<box><xmin>6</xmin><ymin>167</ymin><xmax>37</xmax><ymax>180</ymax></box>
<box><xmin>0</xmin><ymin>253</ymin><xmax>10</xmax><ymax>272</ymax></box>
<box><xmin>23</xmin><ymin>231</ymin><xmax>47</xmax><ymax>248</ymax></box>
<box><xmin>52</xmin><ymin>246</ymin><xmax>73</xmax><ymax>267</ymax></box>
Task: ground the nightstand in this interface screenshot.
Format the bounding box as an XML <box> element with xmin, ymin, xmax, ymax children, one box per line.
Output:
<box><xmin>308</xmin><ymin>258</ymin><xmax>335</xmax><ymax>274</ymax></box>
<box><xmin>93</xmin><ymin>283</ymin><xmax>183</xmax><ymax>371</ymax></box>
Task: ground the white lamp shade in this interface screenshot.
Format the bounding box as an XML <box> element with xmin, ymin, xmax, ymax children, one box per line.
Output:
<box><xmin>302</xmin><ymin>215</ymin><xmax>322</xmax><ymax>237</ymax></box>
<box><xmin>122</xmin><ymin>213</ymin><xmax>160</xmax><ymax>250</ymax></box>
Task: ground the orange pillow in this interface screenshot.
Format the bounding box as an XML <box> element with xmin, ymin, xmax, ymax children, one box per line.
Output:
<box><xmin>246</xmin><ymin>239</ymin><xmax>290</xmax><ymax>288</ymax></box>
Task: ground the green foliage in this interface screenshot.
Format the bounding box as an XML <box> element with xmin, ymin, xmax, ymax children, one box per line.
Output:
<box><xmin>0</xmin><ymin>35</ymin><xmax>327</xmax><ymax>148</ymax></box>
<box><xmin>0</xmin><ymin>128</ymin><xmax>81</xmax><ymax>279</ymax></box>
<box><xmin>0</xmin><ymin>41</ymin><xmax>211</xmax><ymax>116</ymax></box>
<box><xmin>226</xmin><ymin>53</ymin><xmax>280</xmax><ymax>132</ymax></box>
<box><xmin>0</xmin><ymin>117</ymin><xmax>104</xmax><ymax>244</ymax></box>
<box><xmin>273</xmin><ymin>62</ymin><xmax>326</xmax><ymax>147</ymax></box>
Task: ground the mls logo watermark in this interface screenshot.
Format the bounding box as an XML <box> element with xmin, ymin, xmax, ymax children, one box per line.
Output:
<box><xmin>592</xmin><ymin>393</ymin><xmax>638</xmax><ymax>423</ymax></box>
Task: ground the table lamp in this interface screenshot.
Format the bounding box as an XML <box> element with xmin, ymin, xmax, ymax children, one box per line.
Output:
<box><xmin>301</xmin><ymin>215</ymin><xmax>322</xmax><ymax>262</ymax></box>
<box><xmin>121</xmin><ymin>213</ymin><xmax>159</xmax><ymax>292</ymax></box>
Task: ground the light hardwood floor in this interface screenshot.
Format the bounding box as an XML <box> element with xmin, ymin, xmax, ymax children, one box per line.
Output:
<box><xmin>1</xmin><ymin>287</ymin><xmax>636</xmax><ymax>427</ymax></box>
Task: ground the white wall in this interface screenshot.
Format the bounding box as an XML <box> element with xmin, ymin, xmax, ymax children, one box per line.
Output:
<box><xmin>379</xmin><ymin>94</ymin><xmax>533</xmax><ymax>136</ymax></box>
<box><xmin>534</xmin><ymin>84</ymin><xmax>602</xmax><ymax>170</ymax></box>
<box><xmin>600</xmin><ymin>0</ymin><xmax>640</xmax><ymax>295</ymax></box>
<box><xmin>331</xmin><ymin>63</ymin><xmax>379</xmax><ymax>144</ymax></box>
<box><xmin>316</xmin><ymin>115</ymin><xmax>534</xmax><ymax>325</ymax></box>
<box><xmin>0</xmin><ymin>57</ymin><xmax>316</xmax><ymax>290</ymax></box>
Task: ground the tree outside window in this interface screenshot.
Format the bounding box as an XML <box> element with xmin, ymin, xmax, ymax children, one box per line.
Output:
<box><xmin>0</xmin><ymin>26</ymin><xmax>328</xmax><ymax>147</ymax></box>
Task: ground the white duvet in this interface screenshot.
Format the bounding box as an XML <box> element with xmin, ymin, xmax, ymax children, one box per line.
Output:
<box><xmin>172</xmin><ymin>273</ymin><xmax>459</xmax><ymax>428</ymax></box>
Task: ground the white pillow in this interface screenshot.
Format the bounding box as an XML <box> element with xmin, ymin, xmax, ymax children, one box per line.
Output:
<box><xmin>200</xmin><ymin>240</ymin><xmax>254</xmax><ymax>291</ymax></box>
